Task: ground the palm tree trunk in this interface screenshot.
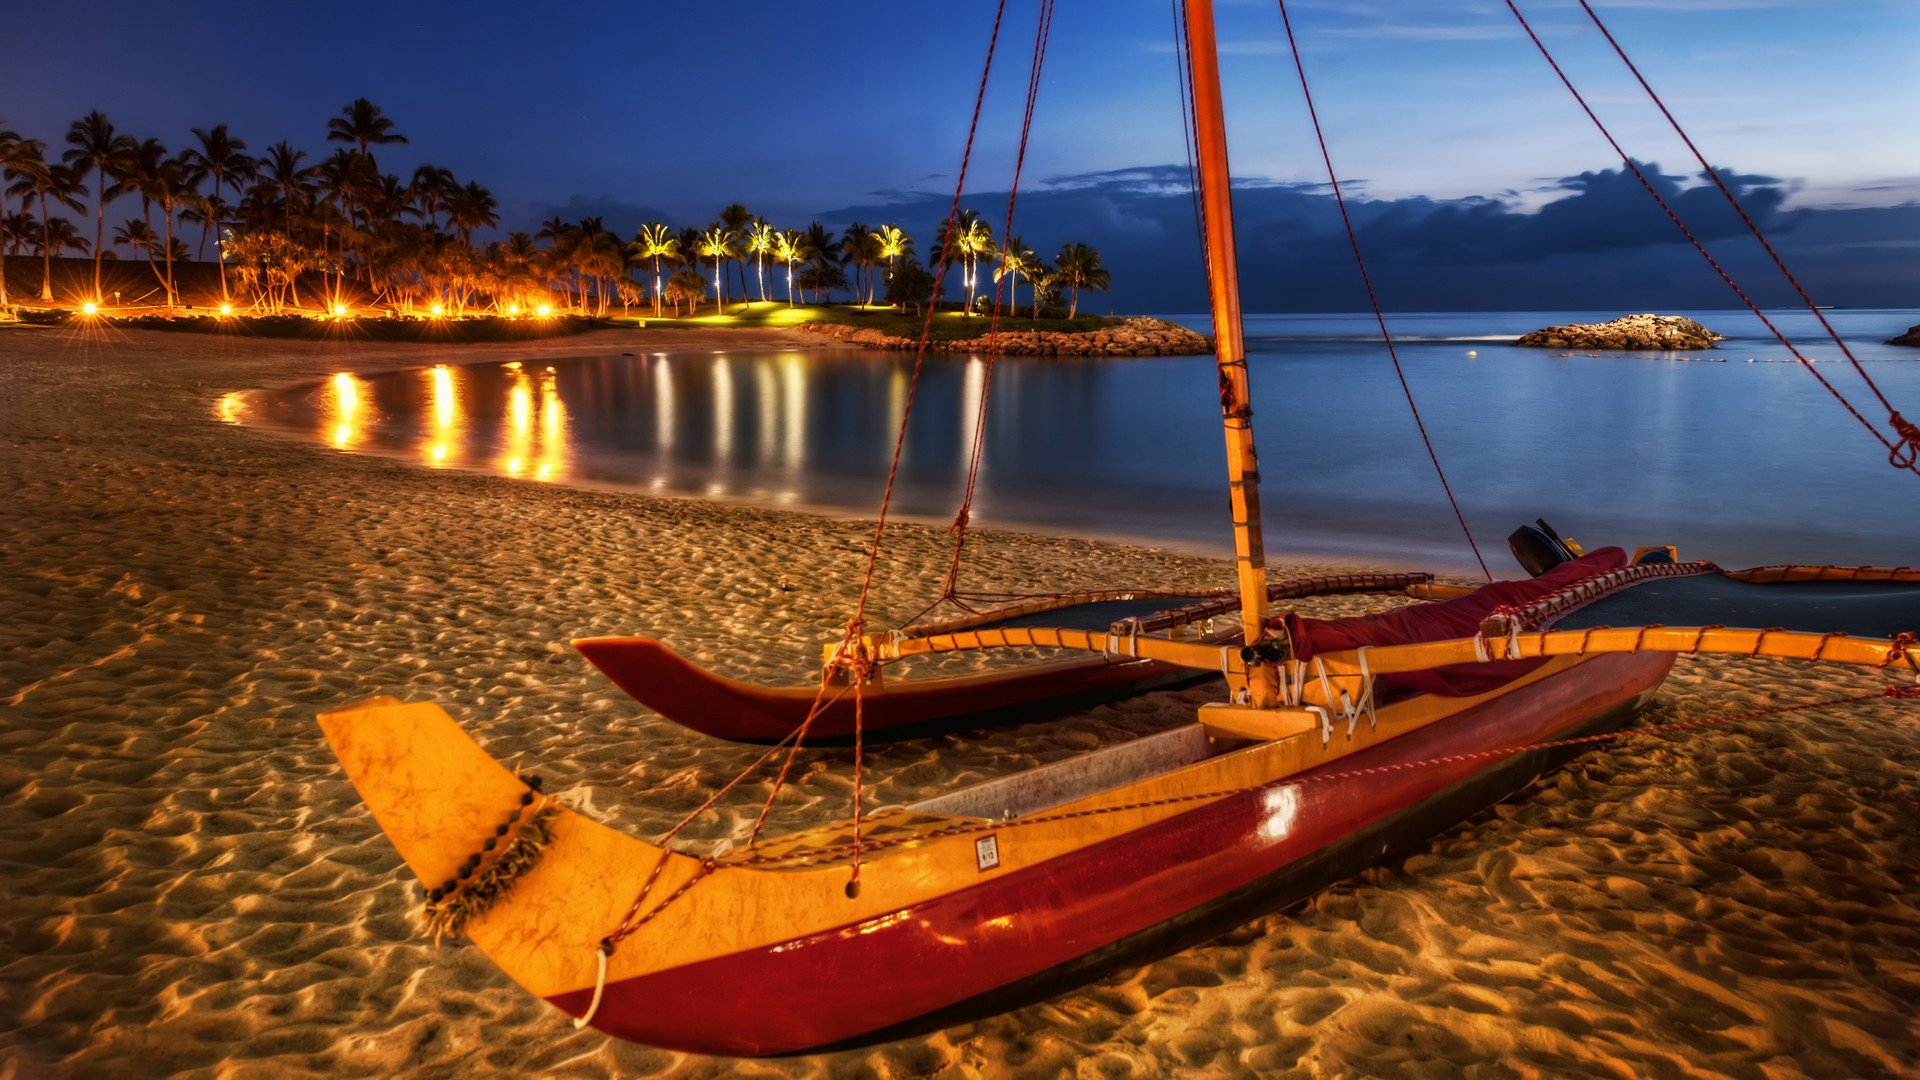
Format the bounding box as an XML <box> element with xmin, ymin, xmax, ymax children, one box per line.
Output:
<box><xmin>162</xmin><ymin>199</ymin><xmax>177</xmax><ymax>307</ymax></box>
<box><xmin>38</xmin><ymin>193</ymin><xmax>54</xmax><ymax>301</ymax></box>
<box><xmin>92</xmin><ymin>165</ymin><xmax>106</xmax><ymax>303</ymax></box>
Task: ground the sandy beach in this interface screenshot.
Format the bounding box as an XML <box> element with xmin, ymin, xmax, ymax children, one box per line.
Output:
<box><xmin>2</xmin><ymin>325</ymin><xmax>1917</xmax><ymax>1078</ymax></box>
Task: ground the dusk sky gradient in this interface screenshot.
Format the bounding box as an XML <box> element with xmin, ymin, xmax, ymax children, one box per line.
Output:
<box><xmin>6</xmin><ymin>0</ymin><xmax>1916</xmax><ymax>310</ymax></box>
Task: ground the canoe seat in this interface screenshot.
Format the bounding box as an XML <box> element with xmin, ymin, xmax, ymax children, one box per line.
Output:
<box><xmin>1198</xmin><ymin>703</ymin><xmax>1323</xmax><ymax>743</ymax></box>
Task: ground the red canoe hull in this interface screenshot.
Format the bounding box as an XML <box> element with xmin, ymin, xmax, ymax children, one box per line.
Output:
<box><xmin>548</xmin><ymin>651</ymin><xmax>1673</xmax><ymax>1054</ymax></box>
<box><xmin>572</xmin><ymin>636</ymin><xmax>1213</xmax><ymax>742</ymax></box>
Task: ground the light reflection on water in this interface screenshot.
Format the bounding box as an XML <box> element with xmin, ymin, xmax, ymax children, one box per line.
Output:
<box><xmin>226</xmin><ymin>308</ymin><xmax>1920</xmax><ymax>571</ymax></box>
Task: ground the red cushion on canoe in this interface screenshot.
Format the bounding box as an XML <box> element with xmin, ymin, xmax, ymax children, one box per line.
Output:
<box><xmin>1278</xmin><ymin>547</ymin><xmax>1630</xmax><ymax>696</ymax></box>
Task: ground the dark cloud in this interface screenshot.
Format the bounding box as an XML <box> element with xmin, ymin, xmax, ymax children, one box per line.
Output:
<box><xmin>818</xmin><ymin>162</ymin><xmax>1918</xmax><ymax>312</ymax></box>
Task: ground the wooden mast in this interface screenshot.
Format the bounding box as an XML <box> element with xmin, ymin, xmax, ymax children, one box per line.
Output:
<box><xmin>1185</xmin><ymin>0</ymin><xmax>1279</xmax><ymax>708</ymax></box>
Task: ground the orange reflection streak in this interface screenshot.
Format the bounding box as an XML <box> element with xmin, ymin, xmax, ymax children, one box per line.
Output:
<box><xmin>422</xmin><ymin>364</ymin><xmax>463</xmax><ymax>467</ymax></box>
<box><xmin>533</xmin><ymin>371</ymin><xmax>569</xmax><ymax>481</ymax></box>
<box><xmin>779</xmin><ymin>353</ymin><xmax>806</xmax><ymax>471</ymax></box>
<box><xmin>328</xmin><ymin>372</ymin><xmax>365</xmax><ymax>450</ymax></box>
<box><xmin>499</xmin><ymin>373</ymin><xmax>534</xmax><ymax>477</ymax></box>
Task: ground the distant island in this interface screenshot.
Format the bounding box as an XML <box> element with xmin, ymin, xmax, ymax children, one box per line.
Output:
<box><xmin>1516</xmin><ymin>314</ymin><xmax>1723</xmax><ymax>350</ymax></box>
<box><xmin>1889</xmin><ymin>323</ymin><xmax>1920</xmax><ymax>347</ymax></box>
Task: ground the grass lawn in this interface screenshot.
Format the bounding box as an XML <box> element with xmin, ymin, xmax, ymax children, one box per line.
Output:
<box><xmin>621</xmin><ymin>302</ymin><xmax>1120</xmax><ymax>341</ymax></box>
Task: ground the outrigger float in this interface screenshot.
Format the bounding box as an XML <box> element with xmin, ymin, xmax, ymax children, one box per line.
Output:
<box><xmin>319</xmin><ymin>0</ymin><xmax>1920</xmax><ymax>1056</ymax></box>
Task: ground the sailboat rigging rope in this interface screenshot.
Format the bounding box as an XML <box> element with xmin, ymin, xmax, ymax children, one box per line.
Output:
<box><xmin>938</xmin><ymin>0</ymin><xmax>1058</xmax><ymax>608</ymax></box>
<box><xmin>1501</xmin><ymin>0</ymin><xmax>1919</xmax><ymax>478</ymax></box>
<box><xmin>1572</xmin><ymin>0</ymin><xmax>1913</xmax><ymax>443</ymax></box>
<box><xmin>1274</xmin><ymin>0</ymin><xmax>1492</xmax><ymax>581</ymax></box>
<box><xmin>1172</xmin><ymin>0</ymin><xmax>1208</xmax><ymax>259</ymax></box>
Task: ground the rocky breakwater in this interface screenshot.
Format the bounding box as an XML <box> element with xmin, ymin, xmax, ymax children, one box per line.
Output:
<box><xmin>1887</xmin><ymin>322</ymin><xmax>1920</xmax><ymax>347</ymax></box>
<box><xmin>800</xmin><ymin>315</ymin><xmax>1211</xmax><ymax>357</ymax></box>
<box><xmin>1516</xmin><ymin>313</ymin><xmax>1723</xmax><ymax>350</ymax></box>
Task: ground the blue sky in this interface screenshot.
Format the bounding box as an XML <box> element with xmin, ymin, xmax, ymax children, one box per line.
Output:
<box><xmin>5</xmin><ymin>0</ymin><xmax>1915</xmax><ymax>309</ymax></box>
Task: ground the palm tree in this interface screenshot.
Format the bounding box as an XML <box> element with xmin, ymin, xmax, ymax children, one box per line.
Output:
<box><xmin>839</xmin><ymin>222</ymin><xmax>872</xmax><ymax>305</ymax></box>
<box><xmin>717</xmin><ymin>202</ymin><xmax>752</xmax><ymax>300</ymax></box>
<box><xmin>629</xmin><ymin>222</ymin><xmax>677</xmax><ymax>317</ymax></box>
<box><xmin>7</xmin><ymin>153</ymin><xmax>84</xmax><ymax>302</ymax></box>
<box><xmin>445</xmin><ymin>181</ymin><xmax>497</xmax><ymax>246</ymax></box>
<box><xmin>182</xmin><ymin>124</ymin><xmax>255</xmax><ymax>302</ymax></box>
<box><xmin>993</xmin><ymin>234</ymin><xmax>1037</xmax><ymax>319</ymax></box>
<box><xmin>62</xmin><ymin>111</ymin><xmax>136</xmax><ymax>303</ymax></box>
<box><xmin>870</xmin><ymin>224</ymin><xmax>911</xmax><ymax>309</ymax></box>
<box><xmin>123</xmin><ymin>138</ymin><xmax>184</xmax><ymax>304</ymax></box>
<box><xmin>0</xmin><ymin>123</ymin><xmax>25</xmax><ymax>306</ymax></box>
<box><xmin>932</xmin><ymin>210</ymin><xmax>995</xmax><ymax>313</ymax></box>
<box><xmin>311</xmin><ymin>149</ymin><xmax>367</xmax><ymax>306</ymax></box>
<box><xmin>744</xmin><ymin>219</ymin><xmax>775</xmax><ymax>303</ymax></box>
<box><xmin>696</xmin><ymin>226</ymin><xmax>737</xmax><ymax>312</ymax></box>
<box><xmin>409</xmin><ymin>164</ymin><xmax>455</xmax><ymax>230</ymax></box>
<box><xmin>774</xmin><ymin>230</ymin><xmax>803</xmax><ymax>306</ymax></box>
<box><xmin>802</xmin><ymin>222</ymin><xmax>839</xmax><ymax>303</ymax></box>
<box><xmin>1051</xmin><ymin>242</ymin><xmax>1110</xmax><ymax>319</ymax></box>
<box><xmin>326</xmin><ymin>98</ymin><xmax>408</xmax><ymax>171</ymax></box>
<box><xmin>258</xmin><ymin>141</ymin><xmax>313</xmax><ymax>237</ymax></box>
<box><xmin>35</xmin><ymin>215</ymin><xmax>89</xmax><ymax>259</ymax></box>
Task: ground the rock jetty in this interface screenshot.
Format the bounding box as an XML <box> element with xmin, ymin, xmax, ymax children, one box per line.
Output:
<box><xmin>1515</xmin><ymin>314</ymin><xmax>1723</xmax><ymax>350</ymax></box>
<box><xmin>799</xmin><ymin>315</ymin><xmax>1210</xmax><ymax>357</ymax></box>
<box><xmin>1888</xmin><ymin>323</ymin><xmax>1920</xmax><ymax>347</ymax></box>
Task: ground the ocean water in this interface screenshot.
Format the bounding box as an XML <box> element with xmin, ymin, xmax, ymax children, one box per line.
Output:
<box><xmin>231</xmin><ymin>307</ymin><xmax>1920</xmax><ymax>573</ymax></box>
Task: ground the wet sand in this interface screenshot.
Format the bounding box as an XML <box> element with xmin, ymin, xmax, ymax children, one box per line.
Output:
<box><xmin>2</xmin><ymin>325</ymin><xmax>1916</xmax><ymax>1077</ymax></box>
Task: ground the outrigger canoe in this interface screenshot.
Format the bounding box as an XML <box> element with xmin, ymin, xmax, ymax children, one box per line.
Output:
<box><xmin>319</xmin><ymin>546</ymin><xmax>1916</xmax><ymax>1054</ymax></box>
<box><xmin>574</xmin><ymin>573</ymin><xmax>1432</xmax><ymax>742</ymax></box>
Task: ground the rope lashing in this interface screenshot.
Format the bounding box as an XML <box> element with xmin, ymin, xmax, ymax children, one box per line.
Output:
<box><xmin>1891</xmin><ymin>411</ymin><xmax>1919</xmax><ymax>470</ymax></box>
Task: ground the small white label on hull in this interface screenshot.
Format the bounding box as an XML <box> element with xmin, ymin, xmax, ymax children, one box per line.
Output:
<box><xmin>975</xmin><ymin>835</ymin><xmax>1000</xmax><ymax>872</ymax></box>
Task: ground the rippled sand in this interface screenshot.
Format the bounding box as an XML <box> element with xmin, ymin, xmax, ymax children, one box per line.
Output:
<box><xmin>2</xmin><ymin>325</ymin><xmax>1916</xmax><ymax>1078</ymax></box>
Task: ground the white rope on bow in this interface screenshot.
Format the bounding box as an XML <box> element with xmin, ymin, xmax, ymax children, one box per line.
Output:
<box><xmin>573</xmin><ymin>944</ymin><xmax>610</xmax><ymax>1029</ymax></box>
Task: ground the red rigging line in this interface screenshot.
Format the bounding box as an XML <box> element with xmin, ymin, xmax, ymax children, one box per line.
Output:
<box><xmin>1274</xmin><ymin>0</ymin><xmax>1493</xmax><ymax>580</ymax></box>
<box><xmin>939</xmin><ymin>0</ymin><xmax>1058</xmax><ymax>606</ymax></box>
<box><xmin>1501</xmin><ymin>0</ymin><xmax>1919</xmax><ymax>478</ymax></box>
<box><xmin>1573</xmin><ymin>0</ymin><xmax>1905</xmax><ymax>422</ymax></box>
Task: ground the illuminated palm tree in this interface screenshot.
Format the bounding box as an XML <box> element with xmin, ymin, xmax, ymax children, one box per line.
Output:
<box><xmin>993</xmin><ymin>233</ymin><xmax>1037</xmax><ymax>319</ymax></box>
<box><xmin>933</xmin><ymin>210</ymin><xmax>996</xmax><ymax>313</ymax></box>
<box><xmin>696</xmin><ymin>226</ymin><xmax>737</xmax><ymax>312</ymax></box>
<box><xmin>629</xmin><ymin>222</ymin><xmax>677</xmax><ymax>317</ymax></box>
<box><xmin>326</xmin><ymin>98</ymin><xmax>408</xmax><ymax>171</ymax></box>
<box><xmin>871</xmin><ymin>224</ymin><xmax>911</xmax><ymax>309</ymax></box>
<box><xmin>773</xmin><ymin>230</ymin><xmax>803</xmax><ymax>306</ymax></box>
<box><xmin>1052</xmin><ymin>242</ymin><xmax>1110</xmax><ymax>319</ymax></box>
<box><xmin>62</xmin><ymin>111</ymin><xmax>136</xmax><ymax>303</ymax></box>
<box><xmin>744</xmin><ymin>220</ymin><xmax>776</xmax><ymax>303</ymax></box>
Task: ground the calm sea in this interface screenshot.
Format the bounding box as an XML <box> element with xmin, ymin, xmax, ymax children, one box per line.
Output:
<box><xmin>231</xmin><ymin>308</ymin><xmax>1920</xmax><ymax>572</ymax></box>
